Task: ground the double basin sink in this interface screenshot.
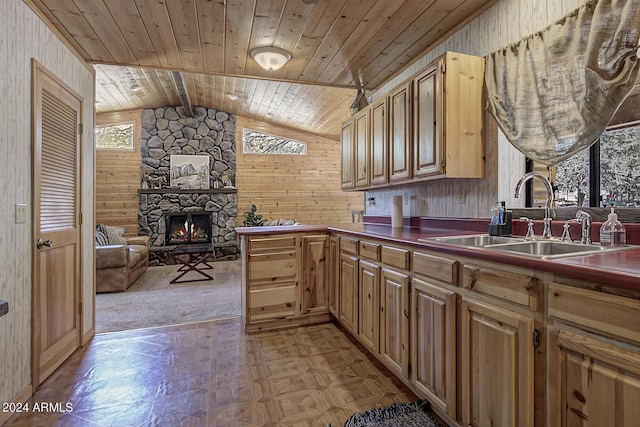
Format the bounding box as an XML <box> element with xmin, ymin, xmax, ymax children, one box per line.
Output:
<box><xmin>419</xmin><ymin>234</ymin><xmax>634</xmax><ymax>259</ymax></box>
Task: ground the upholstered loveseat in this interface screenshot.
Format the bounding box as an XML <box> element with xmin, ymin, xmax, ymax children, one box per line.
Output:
<box><xmin>96</xmin><ymin>225</ymin><xmax>150</xmax><ymax>293</ymax></box>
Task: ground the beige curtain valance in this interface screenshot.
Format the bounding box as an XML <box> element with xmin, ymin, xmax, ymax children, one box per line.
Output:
<box><xmin>485</xmin><ymin>0</ymin><xmax>640</xmax><ymax>166</ymax></box>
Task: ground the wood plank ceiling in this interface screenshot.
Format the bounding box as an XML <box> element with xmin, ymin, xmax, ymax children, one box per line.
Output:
<box><xmin>27</xmin><ymin>0</ymin><xmax>498</xmax><ymax>139</ymax></box>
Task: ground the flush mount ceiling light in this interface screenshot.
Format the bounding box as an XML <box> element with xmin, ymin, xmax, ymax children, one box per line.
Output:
<box><xmin>130</xmin><ymin>83</ymin><xmax>141</xmax><ymax>92</ymax></box>
<box><xmin>228</xmin><ymin>93</ymin><xmax>239</xmax><ymax>100</ymax></box>
<box><xmin>250</xmin><ymin>46</ymin><xmax>291</xmax><ymax>71</ymax></box>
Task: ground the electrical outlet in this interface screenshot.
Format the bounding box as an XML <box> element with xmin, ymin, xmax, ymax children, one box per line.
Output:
<box><xmin>457</xmin><ymin>188</ymin><xmax>466</xmax><ymax>204</ymax></box>
<box><xmin>16</xmin><ymin>203</ymin><xmax>27</xmax><ymax>223</ymax></box>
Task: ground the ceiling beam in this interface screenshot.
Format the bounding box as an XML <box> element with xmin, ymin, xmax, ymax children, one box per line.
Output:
<box><xmin>170</xmin><ymin>71</ymin><xmax>193</xmax><ymax>116</ymax></box>
<box><xmin>90</xmin><ymin>61</ymin><xmax>368</xmax><ymax>91</ymax></box>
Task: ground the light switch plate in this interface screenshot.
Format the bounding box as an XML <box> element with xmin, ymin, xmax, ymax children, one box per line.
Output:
<box><xmin>16</xmin><ymin>203</ymin><xmax>27</xmax><ymax>223</ymax></box>
<box><xmin>457</xmin><ymin>188</ymin><xmax>466</xmax><ymax>204</ymax></box>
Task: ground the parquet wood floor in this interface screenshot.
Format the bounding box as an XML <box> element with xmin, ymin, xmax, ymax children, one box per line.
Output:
<box><xmin>6</xmin><ymin>319</ymin><xmax>421</xmax><ymax>427</ymax></box>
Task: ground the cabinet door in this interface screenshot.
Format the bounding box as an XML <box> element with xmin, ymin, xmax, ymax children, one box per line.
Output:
<box><xmin>413</xmin><ymin>64</ymin><xmax>442</xmax><ymax>177</ymax></box>
<box><xmin>358</xmin><ymin>260</ymin><xmax>380</xmax><ymax>353</ymax></box>
<box><xmin>340</xmin><ymin>119</ymin><xmax>355</xmax><ymax>189</ymax></box>
<box><xmin>548</xmin><ymin>327</ymin><xmax>640</xmax><ymax>427</ymax></box>
<box><xmin>370</xmin><ymin>97</ymin><xmax>388</xmax><ymax>185</ymax></box>
<box><xmin>380</xmin><ymin>268</ymin><xmax>410</xmax><ymax>379</ymax></box>
<box><xmin>328</xmin><ymin>236</ymin><xmax>339</xmax><ymax>318</ymax></box>
<box><xmin>354</xmin><ymin>108</ymin><xmax>370</xmax><ymax>188</ymax></box>
<box><xmin>339</xmin><ymin>252</ymin><xmax>358</xmax><ymax>335</ymax></box>
<box><xmin>411</xmin><ymin>277</ymin><xmax>456</xmax><ymax>418</ymax></box>
<box><xmin>301</xmin><ymin>235</ymin><xmax>328</xmax><ymax>316</ymax></box>
<box><xmin>460</xmin><ymin>298</ymin><xmax>535</xmax><ymax>427</ymax></box>
<box><xmin>441</xmin><ymin>52</ymin><xmax>485</xmax><ymax>178</ymax></box>
<box><xmin>389</xmin><ymin>81</ymin><xmax>412</xmax><ymax>181</ymax></box>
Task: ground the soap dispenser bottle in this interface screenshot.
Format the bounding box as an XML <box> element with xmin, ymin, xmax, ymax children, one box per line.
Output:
<box><xmin>599</xmin><ymin>207</ymin><xmax>626</xmax><ymax>246</ymax></box>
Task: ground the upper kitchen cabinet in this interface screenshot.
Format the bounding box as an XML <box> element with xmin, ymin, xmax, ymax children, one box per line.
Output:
<box><xmin>339</xmin><ymin>51</ymin><xmax>485</xmax><ymax>191</ymax></box>
<box><xmin>414</xmin><ymin>52</ymin><xmax>485</xmax><ymax>179</ymax></box>
<box><xmin>370</xmin><ymin>97</ymin><xmax>389</xmax><ymax>186</ymax></box>
<box><xmin>354</xmin><ymin>108</ymin><xmax>371</xmax><ymax>188</ymax></box>
<box><xmin>389</xmin><ymin>82</ymin><xmax>412</xmax><ymax>182</ymax></box>
<box><xmin>413</xmin><ymin>66</ymin><xmax>440</xmax><ymax>177</ymax></box>
<box><xmin>340</xmin><ymin>119</ymin><xmax>355</xmax><ymax>190</ymax></box>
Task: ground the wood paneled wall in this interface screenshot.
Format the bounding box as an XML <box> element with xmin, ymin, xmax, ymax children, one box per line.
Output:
<box><xmin>237</xmin><ymin>117</ymin><xmax>363</xmax><ymax>224</ymax></box>
<box><xmin>0</xmin><ymin>0</ymin><xmax>95</xmax><ymax>417</ymax></box>
<box><xmin>94</xmin><ymin>112</ymin><xmax>364</xmax><ymax>233</ymax></box>
<box><xmin>95</xmin><ymin>111</ymin><xmax>142</xmax><ymax>235</ymax></box>
<box><xmin>366</xmin><ymin>0</ymin><xmax>588</xmax><ymax>219</ymax></box>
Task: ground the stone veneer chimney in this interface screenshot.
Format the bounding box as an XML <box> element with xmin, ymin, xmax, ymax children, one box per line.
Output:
<box><xmin>138</xmin><ymin>106</ymin><xmax>237</xmax><ymax>248</ymax></box>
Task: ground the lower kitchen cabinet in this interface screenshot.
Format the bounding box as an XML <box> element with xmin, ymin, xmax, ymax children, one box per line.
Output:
<box><xmin>242</xmin><ymin>229</ymin><xmax>640</xmax><ymax>427</ymax></box>
<box><xmin>548</xmin><ymin>327</ymin><xmax>640</xmax><ymax>426</ymax></box>
<box><xmin>246</xmin><ymin>235</ymin><xmax>298</xmax><ymax>325</ymax></box>
<box><xmin>328</xmin><ymin>236</ymin><xmax>339</xmax><ymax>318</ymax></box>
<box><xmin>242</xmin><ymin>232</ymin><xmax>331</xmax><ymax>332</ymax></box>
<box><xmin>460</xmin><ymin>298</ymin><xmax>535</xmax><ymax>427</ymax></box>
<box><xmin>339</xmin><ymin>252</ymin><xmax>359</xmax><ymax>335</ymax></box>
<box><xmin>358</xmin><ymin>260</ymin><xmax>380</xmax><ymax>352</ymax></box>
<box><xmin>379</xmin><ymin>267</ymin><xmax>410</xmax><ymax>379</ymax></box>
<box><xmin>300</xmin><ymin>234</ymin><xmax>329</xmax><ymax>315</ymax></box>
<box><xmin>411</xmin><ymin>277</ymin><xmax>456</xmax><ymax>418</ymax></box>
<box><xmin>547</xmin><ymin>282</ymin><xmax>640</xmax><ymax>427</ymax></box>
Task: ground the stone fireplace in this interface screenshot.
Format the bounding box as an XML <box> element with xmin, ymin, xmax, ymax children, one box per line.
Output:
<box><xmin>137</xmin><ymin>106</ymin><xmax>238</xmax><ymax>260</ymax></box>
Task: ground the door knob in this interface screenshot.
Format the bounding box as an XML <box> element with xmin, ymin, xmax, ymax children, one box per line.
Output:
<box><xmin>37</xmin><ymin>238</ymin><xmax>53</xmax><ymax>249</ymax></box>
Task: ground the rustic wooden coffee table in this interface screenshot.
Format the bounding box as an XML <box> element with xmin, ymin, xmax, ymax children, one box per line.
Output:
<box><xmin>169</xmin><ymin>243</ymin><xmax>214</xmax><ymax>284</ymax></box>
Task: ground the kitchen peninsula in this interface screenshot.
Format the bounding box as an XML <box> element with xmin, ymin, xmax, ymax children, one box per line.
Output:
<box><xmin>236</xmin><ymin>218</ymin><xmax>640</xmax><ymax>427</ymax></box>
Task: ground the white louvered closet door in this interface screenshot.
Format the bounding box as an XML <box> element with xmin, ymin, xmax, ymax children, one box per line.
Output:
<box><xmin>32</xmin><ymin>61</ymin><xmax>82</xmax><ymax>386</ymax></box>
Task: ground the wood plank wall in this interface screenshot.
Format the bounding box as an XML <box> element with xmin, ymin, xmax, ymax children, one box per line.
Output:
<box><xmin>95</xmin><ymin>110</ymin><xmax>142</xmax><ymax>235</ymax></box>
<box><xmin>237</xmin><ymin>117</ymin><xmax>364</xmax><ymax>224</ymax></box>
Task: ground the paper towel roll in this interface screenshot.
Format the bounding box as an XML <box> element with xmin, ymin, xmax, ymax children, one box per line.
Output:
<box><xmin>391</xmin><ymin>195</ymin><xmax>403</xmax><ymax>228</ymax></box>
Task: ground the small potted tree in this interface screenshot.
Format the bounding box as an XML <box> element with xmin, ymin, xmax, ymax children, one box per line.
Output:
<box><xmin>242</xmin><ymin>204</ymin><xmax>264</xmax><ymax>227</ymax></box>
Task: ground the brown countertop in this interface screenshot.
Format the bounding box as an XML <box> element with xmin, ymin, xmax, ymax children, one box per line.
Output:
<box><xmin>236</xmin><ymin>222</ymin><xmax>640</xmax><ymax>291</ymax></box>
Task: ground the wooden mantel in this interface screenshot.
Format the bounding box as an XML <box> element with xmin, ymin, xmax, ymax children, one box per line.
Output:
<box><xmin>138</xmin><ymin>188</ymin><xmax>238</xmax><ymax>194</ymax></box>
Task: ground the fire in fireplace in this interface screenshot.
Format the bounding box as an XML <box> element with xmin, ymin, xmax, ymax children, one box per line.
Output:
<box><xmin>166</xmin><ymin>212</ymin><xmax>212</xmax><ymax>245</ymax></box>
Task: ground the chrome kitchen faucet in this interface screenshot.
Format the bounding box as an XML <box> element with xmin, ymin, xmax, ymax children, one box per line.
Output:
<box><xmin>514</xmin><ymin>172</ymin><xmax>554</xmax><ymax>239</ymax></box>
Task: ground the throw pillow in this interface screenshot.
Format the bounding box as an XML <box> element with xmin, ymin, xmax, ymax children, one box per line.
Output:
<box><xmin>103</xmin><ymin>225</ymin><xmax>127</xmax><ymax>245</ymax></box>
<box><xmin>95</xmin><ymin>231</ymin><xmax>109</xmax><ymax>246</ymax></box>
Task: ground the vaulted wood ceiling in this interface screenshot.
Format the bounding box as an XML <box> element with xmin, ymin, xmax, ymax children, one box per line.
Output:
<box><xmin>27</xmin><ymin>0</ymin><xmax>498</xmax><ymax>139</ymax></box>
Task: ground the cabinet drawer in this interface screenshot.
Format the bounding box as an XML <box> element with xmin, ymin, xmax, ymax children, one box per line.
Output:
<box><xmin>381</xmin><ymin>245</ymin><xmax>410</xmax><ymax>270</ymax></box>
<box><xmin>248</xmin><ymin>251</ymin><xmax>296</xmax><ymax>285</ymax></box>
<box><xmin>413</xmin><ymin>251</ymin><xmax>458</xmax><ymax>285</ymax></box>
<box><xmin>249</xmin><ymin>235</ymin><xmax>296</xmax><ymax>252</ymax></box>
<box><xmin>249</xmin><ymin>285</ymin><xmax>296</xmax><ymax>322</ymax></box>
<box><xmin>549</xmin><ymin>283</ymin><xmax>640</xmax><ymax>344</ymax></box>
<box><xmin>462</xmin><ymin>264</ymin><xmax>538</xmax><ymax>310</ymax></box>
<box><xmin>360</xmin><ymin>240</ymin><xmax>381</xmax><ymax>261</ymax></box>
<box><xmin>340</xmin><ymin>237</ymin><xmax>359</xmax><ymax>255</ymax></box>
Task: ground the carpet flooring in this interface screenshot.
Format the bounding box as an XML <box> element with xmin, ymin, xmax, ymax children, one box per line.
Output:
<box><xmin>95</xmin><ymin>260</ymin><xmax>241</xmax><ymax>333</ymax></box>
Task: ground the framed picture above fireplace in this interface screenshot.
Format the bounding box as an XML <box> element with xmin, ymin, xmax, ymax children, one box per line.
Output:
<box><xmin>170</xmin><ymin>155</ymin><xmax>210</xmax><ymax>189</ymax></box>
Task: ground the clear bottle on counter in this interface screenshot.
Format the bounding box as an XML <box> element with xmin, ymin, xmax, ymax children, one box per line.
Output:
<box><xmin>599</xmin><ymin>207</ymin><xmax>626</xmax><ymax>246</ymax></box>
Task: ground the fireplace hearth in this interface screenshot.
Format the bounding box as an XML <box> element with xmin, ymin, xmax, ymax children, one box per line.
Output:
<box><xmin>166</xmin><ymin>212</ymin><xmax>212</xmax><ymax>245</ymax></box>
